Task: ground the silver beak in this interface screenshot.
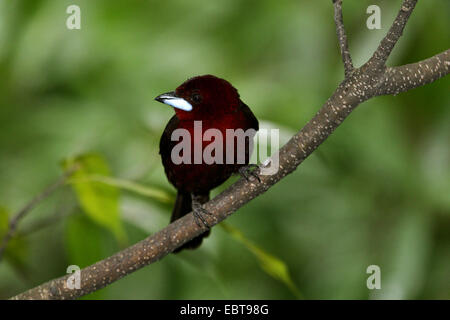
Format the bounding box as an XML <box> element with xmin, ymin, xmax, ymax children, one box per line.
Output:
<box><xmin>154</xmin><ymin>91</ymin><xmax>193</xmax><ymax>112</ymax></box>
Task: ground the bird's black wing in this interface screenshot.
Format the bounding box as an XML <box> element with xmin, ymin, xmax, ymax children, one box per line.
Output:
<box><xmin>239</xmin><ymin>100</ymin><xmax>259</xmax><ymax>131</ymax></box>
<box><xmin>159</xmin><ymin>114</ymin><xmax>179</xmax><ymax>157</ymax></box>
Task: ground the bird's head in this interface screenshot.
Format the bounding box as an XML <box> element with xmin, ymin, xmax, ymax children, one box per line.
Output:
<box><xmin>155</xmin><ymin>75</ymin><xmax>240</xmax><ymax>120</ymax></box>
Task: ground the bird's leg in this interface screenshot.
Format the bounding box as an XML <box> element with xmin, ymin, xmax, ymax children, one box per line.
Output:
<box><xmin>238</xmin><ymin>164</ymin><xmax>261</xmax><ymax>183</ymax></box>
<box><xmin>191</xmin><ymin>194</ymin><xmax>212</xmax><ymax>229</ymax></box>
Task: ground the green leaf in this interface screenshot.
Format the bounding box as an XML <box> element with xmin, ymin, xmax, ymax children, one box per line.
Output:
<box><xmin>221</xmin><ymin>223</ymin><xmax>302</xmax><ymax>299</ymax></box>
<box><xmin>66</xmin><ymin>213</ymin><xmax>116</xmax><ymax>299</ymax></box>
<box><xmin>77</xmin><ymin>175</ymin><xmax>174</xmax><ymax>204</ymax></box>
<box><xmin>63</xmin><ymin>153</ymin><xmax>126</xmax><ymax>244</ymax></box>
<box><xmin>65</xmin><ymin>213</ymin><xmax>111</xmax><ymax>268</ymax></box>
<box><xmin>0</xmin><ymin>207</ymin><xmax>28</xmax><ymax>274</ymax></box>
<box><xmin>0</xmin><ymin>207</ymin><xmax>8</xmax><ymax>237</ymax></box>
<box><xmin>4</xmin><ymin>233</ymin><xmax>28</xmax><ymax>274</ymax></box>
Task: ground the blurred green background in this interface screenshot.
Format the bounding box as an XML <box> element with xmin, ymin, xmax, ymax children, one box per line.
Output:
<box><xmin>0</xmin><ymin>0</ymin><xmax>449</xmax><ymax>299</ymax></box>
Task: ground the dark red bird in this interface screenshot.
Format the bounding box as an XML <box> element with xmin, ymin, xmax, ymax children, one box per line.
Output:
<box><xmin>155</xmin><ymin>75</ymin><xmax>259</xmax><ymax>252</ymax></box>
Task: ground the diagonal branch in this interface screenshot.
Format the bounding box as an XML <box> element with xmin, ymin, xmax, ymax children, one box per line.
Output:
<box><xmin>10</xmin><ymin>1</ymin><xmax>450</xmax><ymax>300</ymax></box>
<box><xmin>368</xmin><ymin>0</ymin><xmax>418</xmax><ymax>69</ymax></box>
<box><xmin>333</xmin><ymin>0</ymin><xmax>354</xmax><ymax>78</ymax></box>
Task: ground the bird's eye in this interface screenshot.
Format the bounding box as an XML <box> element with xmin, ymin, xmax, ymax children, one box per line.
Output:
<box><xmin>192</xmin><ymin>93</ymin><xmax>202</xmax><ymax>103</ymax></box>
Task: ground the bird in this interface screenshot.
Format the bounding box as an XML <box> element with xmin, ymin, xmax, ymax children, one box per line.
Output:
<box><xmin>155</xmin><ymin>75</ymin><xmax>259</xmax><ymax>252</ymax></box>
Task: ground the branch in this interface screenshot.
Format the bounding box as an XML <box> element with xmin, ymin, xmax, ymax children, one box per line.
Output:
<box><xmin>333</xmin><ymin>0</ymin><xmax>354</xmax><ymax>77</ymax></box>
<box><xmin>368</xmin><ymin>0</ymin><xmax>418</xmax><ymax>69</ymax></box>
<box><xmin>0</xmin><ymin>167</ymin><xmax>77</xmax><ymax>261</ymax></box>
<box><xmin>11</xmin><ymin>0</ymin><xmax>449</xmax><ymax>299</ymax></box>
<box><xmin>377</xmin><ymin>49</ymin><xmax>450</xmax><ymax>96</ymax></box>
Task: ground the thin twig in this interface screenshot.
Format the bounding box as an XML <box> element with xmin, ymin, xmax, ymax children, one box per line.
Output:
<box><xmin>21</xmin><ymin>203</ymin><xmax>78</xmax><ymax>236</ymax></box>
<box><xmin>0</xmin><ymin>167</ymin><xmax>78</xmax><ymax>261</ymax></box>
<box><xmin>378</xmin><ymin>49</ymin><xmax>450</xmax><ymax>96</ymax></box>
<box><xmin>333</xmin><ymin>0</ymin><xmax>353</xmax><ymax>77</ymax></box>
<box><xmin>368</xmin><ymin>0</ymin><xmax>418</xmax><ymax>69</ymax></box>
<box><xmin>68</xmin><ymin>174</ymin><xmax>174</xmax><ymax>204</ymax></box>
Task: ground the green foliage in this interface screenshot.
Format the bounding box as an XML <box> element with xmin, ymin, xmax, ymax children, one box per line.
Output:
<box><xmin>221</xmin><ymin>223</ymin><xmax>301</xmax><ymax>298</ymax></box>
<box><xmin>0</xmin><ymin>207</ymin><xmax>28</xmax><ymax>274</ymax></box>
<box><xmin>0</xmin><ymin>208</ymin><xmax>8</xmax><ymax>235</ymax></box>
<box><xmin>66</xmin><ymin>212</ymin><xmax>119</xmax><ymax>299</ymax></box>
<box><xmin>63</xmin><ymin>153</ymin><xmax>126</xmax><ymax>244</ymax></box>
<box><xmin>79</xmin><ymin>175</ymin><xmax>174</xmax><ymax>205</ymax></box>
<box><xmin>66</xmin><ymin>213</ymin><xmax>107</xmax><ymax>268</ymax></box>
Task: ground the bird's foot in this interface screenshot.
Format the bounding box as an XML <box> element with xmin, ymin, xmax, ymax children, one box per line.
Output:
<box><xmin>239</xmin><ymin>164</ymin><xmax>261</xmax><ymax>183</ymax></box>
<box><xmin>191</xmin><ymin>194</ymin><xmax>212</xmax><ymax>229</ymax></box>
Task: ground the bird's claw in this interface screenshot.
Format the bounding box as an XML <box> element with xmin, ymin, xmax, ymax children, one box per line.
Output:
<box><xmin>239</xmin><ymin>164</ymin><xmax>261</xmax><ymax>183</ymax></box>
<box><xmin>192</xmin><ymin>197</ymin><xmax>212</xmax><ymax>229</ymax></box>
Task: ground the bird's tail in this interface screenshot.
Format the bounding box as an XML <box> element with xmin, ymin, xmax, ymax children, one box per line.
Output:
<box><xmin>171</xmin><ymin>191</ymin><xmax>210</xmax><ymax>253</ymax></box>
